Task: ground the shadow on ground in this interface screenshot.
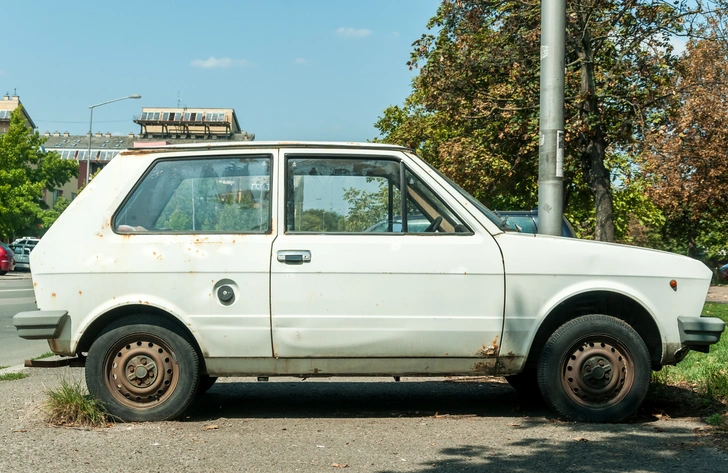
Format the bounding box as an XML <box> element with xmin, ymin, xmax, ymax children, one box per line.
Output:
<box><xmin>185</xmin><ymin>377</ymin><xmax>725</xmax><ymax>423</ymax></box>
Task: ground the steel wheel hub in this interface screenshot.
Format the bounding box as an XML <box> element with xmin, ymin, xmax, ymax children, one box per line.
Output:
<box><xmin>562</xmin><ymin>339</ymin><xmax>633</xmax><ymax>406</ymax></box>
<box><xmin>105</xmin><ymin>339</ymin><xmax>178</xmax><ymax>408</ymax></box>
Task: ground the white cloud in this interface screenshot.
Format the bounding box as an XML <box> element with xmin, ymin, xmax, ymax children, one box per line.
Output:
<box><xmin>190</xmin><ymin>57</ymin><xmax>250</xmax><ymax>69</ymax></box>
<box><xmin>293</xmin><ymin>58</ymin><xmax>310</xmax><ymax>65</ymax></box>
<box><xmin>336</xmin><ymin>27</ymin><xmax>372</xmax><ymax>39</ymax></box>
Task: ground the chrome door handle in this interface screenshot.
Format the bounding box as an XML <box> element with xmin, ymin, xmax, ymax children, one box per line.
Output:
<box><xmin>277</xmin><ymin>250</ymin><xmax>311</xmax><ymax>263</ymax></box>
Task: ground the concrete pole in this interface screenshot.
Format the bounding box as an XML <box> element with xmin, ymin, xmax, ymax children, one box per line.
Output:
<box><xmin>537</xmin><ymin>0</ymin><xmax>565</xmax><ymax>236</ymax></box>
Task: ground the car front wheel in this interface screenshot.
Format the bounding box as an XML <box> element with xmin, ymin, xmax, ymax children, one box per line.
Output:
<box><xmin>537</xmin><ymin>315</ymin><xmax>651</xmax><ymax>422</ymax></box>
<box><xmin>86</xmin><ymin>315</ymin><xmax>200</xmax><ymax>422</ymax></box>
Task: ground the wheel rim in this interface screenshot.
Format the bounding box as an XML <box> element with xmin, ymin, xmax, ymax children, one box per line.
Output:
<box><xmin>103</xmin><ymin>335</ymin><xmax>179</xmax><ymax>409</ymax></box>
<box><xmin>560</xmin><ymin>336</ymin><xmax>634</xmax><ymax>408</ymax></box>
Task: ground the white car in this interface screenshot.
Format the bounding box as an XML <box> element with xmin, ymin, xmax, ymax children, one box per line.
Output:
<box><xmin>14</xmin><ymin>142</ymin><xmax>724</xmax><ymax>422</ymax></box>
<box><xmin>10</xmin><ymin>237</ymin><xmax>40</xmax><ymax>270</ymax></box>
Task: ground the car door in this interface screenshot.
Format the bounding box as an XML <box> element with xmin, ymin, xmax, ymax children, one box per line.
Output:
<box><xmin>270</xmin><ymin>149</ymin><xmax>505</xmax><ymax>358</ymax></box>
<box><xmin>112</xmin><ymin>150</ymin><xmax>277</xmax><ymax>357</ymax></box>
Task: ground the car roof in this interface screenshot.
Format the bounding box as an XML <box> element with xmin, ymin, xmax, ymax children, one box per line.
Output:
<box><xmin>125</xmin><ymin>141</ymin><xmax>413</xmax><ymax>154</ymax></box>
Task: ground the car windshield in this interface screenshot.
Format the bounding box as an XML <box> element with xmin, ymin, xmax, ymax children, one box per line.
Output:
<box><xmin>407</xmin><ymin>152</ymin><xmax>514</xmax><ymax>231</ymax></box>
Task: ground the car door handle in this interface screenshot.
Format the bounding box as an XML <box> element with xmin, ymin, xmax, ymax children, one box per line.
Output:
<box><xmin>277</xmin><ymin>250</ymin><xmax>311</xmax><ymax>264</ymax></box>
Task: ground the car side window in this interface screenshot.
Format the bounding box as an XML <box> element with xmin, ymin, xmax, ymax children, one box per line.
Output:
<box><xmin>115</xmin><ymin>155</ymin><xmax>271</xmax><ymax>233</ymax></box>
<box><xmin>285</xmin><ymin>156</ymin><xmax>469</xmax><ymax>234</ymax></box>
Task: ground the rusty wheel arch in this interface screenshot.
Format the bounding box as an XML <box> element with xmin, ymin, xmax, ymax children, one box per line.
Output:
<box><xmin>522</xmin><ymin>291</ymin><xmax>662</xmax><ymax>372</ymax></box>
<box><xmin>76</xmin><ymin>305</ymin><xmax>208</xmax><ymax>374</ymax></box>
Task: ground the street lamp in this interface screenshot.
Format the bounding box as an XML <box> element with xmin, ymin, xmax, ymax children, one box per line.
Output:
<box><xmin>86</xmin><ymin>94</ymin><xmax>141</xmax><ymax>185</ymax></box>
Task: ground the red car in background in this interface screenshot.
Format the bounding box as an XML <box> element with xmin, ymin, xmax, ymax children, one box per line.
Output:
<box><xmin>0</xmin><ymin>242</ymin><xmax>15</xmax><ymax>275</ymax></box>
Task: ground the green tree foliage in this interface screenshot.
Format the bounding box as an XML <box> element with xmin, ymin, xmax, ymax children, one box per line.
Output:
<box><xmin>376</xmin><ymin>0</ymin><xmax>695</xmax><ymax>241</ymax></box>
<box><xmin>0</xmin><ymin>106</ymin><xmax>79</xmax><ymax>240</ymax></box>
<box><xmin>40</xmin><ymin>197</ymin><xmax>71</xmax><ymax>234</ymax></box>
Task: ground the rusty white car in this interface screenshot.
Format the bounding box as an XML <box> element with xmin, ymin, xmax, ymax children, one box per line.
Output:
<box><xmin>13</xmin><ymin>142</ymin><xmax>724</xmax><ymax>422</ymax></box>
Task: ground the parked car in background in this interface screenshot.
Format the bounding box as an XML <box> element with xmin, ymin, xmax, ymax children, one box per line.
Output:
<box><xmin>0</xmin><ymin>243</ymin><xmax>15</xmax><ymax>275</ymax></box>
<box><xmin>719</xmin><ymin>263</ymin><xmax>728</xmax><ymax>280</ymax></box>
<box><xmin>13</xmin><ymin>141</ymin><xmax>724</xmax><ymax>424</ymax></box>
<box><xmin>10</xmin><ymin>237</ymin><xmax>40</xmax><ymax>271</ymax></box>
<box><xmin>497</xmin><ymin>210</ymin><xmax>576</xmax><ymax>238</ymax></box>
<box><xmin>365</xmin><ymin>216</ymin><xmax>434</xmax><ymax>233</ymax></box>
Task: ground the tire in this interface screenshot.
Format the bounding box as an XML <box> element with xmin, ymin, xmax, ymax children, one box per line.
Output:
<box><xmin>505</xmin><ymin>369</ymin><xmax>540</xmax><ymax>398</ymax></box>
<box><xmin>537</xmin><ymin>315</ymin><xmax>651</xmax><ymax>423</ymax></box>
<box><xmin>85</xmin><ymin>315</ymin><xmax>200</xmax><ymax>422</ymax></box>
<box><xmin>0</xmin><ymin>271</ymin><xmax>6</xmax><ymax>276</ymax></box>
<box><xmin>197</xmin><ymin>375</ymin><xmax>218</xmax><ymax>395</ymax></box>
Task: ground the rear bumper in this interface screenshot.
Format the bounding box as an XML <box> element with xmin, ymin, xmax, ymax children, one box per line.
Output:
<box><xmin>14</xmin><ymin>310</ymin><xmax>69</xmax><ymax>340</ymax></box>
<box><xmin>677</xmin><ymin>316</ymin><xmax>725</xmax><ymax>353</ymax></box>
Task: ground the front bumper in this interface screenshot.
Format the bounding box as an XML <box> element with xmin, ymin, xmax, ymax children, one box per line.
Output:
<box><xmin>678</xmin><ymin>316</ymin><xmax>725</xmax><ymax>353</ymax></box>
<box><xmin>13</xmin><ymin>310</ymin><xmax>69</xmax><ymax>340</ymax></box>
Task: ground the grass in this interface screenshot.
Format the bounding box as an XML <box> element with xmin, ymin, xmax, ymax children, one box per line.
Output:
<box><xmin>30</xmin><ymin>352</ymin><xmax>55</xmax><ymax>361</ymax></box>
<box><xmin>0</xmin><ymin>372</ymin><xmax>29</xmax><ymax>381</ymax></box>
<box><xmin>650</xmin><ymin>302</ymin><xmax>728</xmax><ymax>427</ymax></box>
<box><xmin>44</xmin><ymin>378</ymin><xmax>112</xmax><ymax>427</ymax></box>
<box><xmin>652</xmin><ymin>302</ymin><xmax>728</xmax><ymax>400</ymax></box>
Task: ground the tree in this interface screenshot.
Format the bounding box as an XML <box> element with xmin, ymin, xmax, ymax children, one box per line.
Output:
<box><xmin>0</xmin><ymin>106</ymin><xmax>79</xmax><ymax>240</ymax></box>
<box><xmin>376</xmin><ymin>0</ymin><xmax>696</xmax><ymax>241</ymax></box>
<box><xmin>643</xmin><ymin>34</ymin><xmax>728</xmax><ymax>257</ymax></box>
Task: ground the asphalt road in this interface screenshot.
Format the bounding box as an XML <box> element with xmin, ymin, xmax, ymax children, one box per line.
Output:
<box><xmin>0</xmin><ymin>272</ymin><xmax>49</xmax><ymax>366</ymax></box>
<box><xmin>0</xmin><ymin>370</ymin><xmax>727</xmax><ymax>472</ymax></box>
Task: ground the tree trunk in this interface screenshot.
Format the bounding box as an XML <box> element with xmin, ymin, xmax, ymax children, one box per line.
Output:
<box><xmin>579</xmin><ymin>16</ymin><xmax>615</xmax><ymax>242</ymax></box>
<box><xmin>584</xmin><ymin>141</ymin><xmax>614</xmax><ymax>241</ymax></box>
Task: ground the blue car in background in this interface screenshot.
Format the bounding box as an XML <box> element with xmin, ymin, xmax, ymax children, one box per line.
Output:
<box><xmin>497</xmin><ymin>210</ymin><xmax>576</xmax><ymax>238</ymax></box>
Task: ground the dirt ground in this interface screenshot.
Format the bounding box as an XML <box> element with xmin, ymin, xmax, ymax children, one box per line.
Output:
<box><xmin>707</xmin><ymin>285</ymin><xmax>728</xmax><ymax>303</ymax></box>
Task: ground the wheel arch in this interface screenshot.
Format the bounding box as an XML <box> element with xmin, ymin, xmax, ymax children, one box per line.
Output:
<box><xmin>76</xmin><ymin>304</ymin><xmax>208</xmax><ymax>373</ymax></box>
<box><xmin>523</xmin><ymin>290</ymin><xmax>662</xmax><ymax>371</ymax></box>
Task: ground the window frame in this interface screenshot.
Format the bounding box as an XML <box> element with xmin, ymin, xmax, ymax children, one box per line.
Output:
<box><xmin>112</xmin><ymin>154</ymin><xmax>274</xmax><ymax>235</ymax></box>
<box><xmin>283</xmin><ymin>153</ymin><xmax>471</xmax><ymax>235</ymax></box>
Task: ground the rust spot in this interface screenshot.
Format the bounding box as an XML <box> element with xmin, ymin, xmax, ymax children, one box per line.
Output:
<box><xmin>33</xmin><ymin>282</ymin><xmax>37</xmax><ymax>287</ymax></box>
<box><xmin>78</xmin><ymin>291</ymin><xmax>82</xmax><ymax>296</ymax></box>
<box><xmin>492</xmin><ymin>335</ymin><xmax>499</xmax><ymax>350</ymax></box>
<box><xmin>51</xmin><ymin>293</ymin><xmax>56</xmax><ymax>298</ymax></box>
<box><xmin>313</xmin><ymin>368</ymin><xmax>320</xmax><ymax>374</ymax></box>
<box><xmin>125</xmin><ymin>148</ymin><xmax>164</xmax><ymax>156</ymax></box>
<box><xmin>471</xmin><ymin>362</ymin><xmax>497</xmax><ymax>374</ymax></box>
<box><xmin>476</xmin><ymin>344</ymin><xmax>497</xmax><ymax>357</ymax></box>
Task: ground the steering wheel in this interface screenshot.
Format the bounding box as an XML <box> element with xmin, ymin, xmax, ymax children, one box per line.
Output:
<box><xmin>424</xmin><ymin>216</ymin><xmax>443</xmax><ymax>233</ymax></box>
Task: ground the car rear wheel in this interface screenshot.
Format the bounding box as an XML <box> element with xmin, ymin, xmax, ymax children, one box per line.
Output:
<box><xmin>86</xmin><ymin>315</ymin><xmax>200</xmax><ymax>422</ymax></box>
<box><xmin>537</xmin><ymin>315</ymin><xmax>650</xmax><ymax>422</ymax></box>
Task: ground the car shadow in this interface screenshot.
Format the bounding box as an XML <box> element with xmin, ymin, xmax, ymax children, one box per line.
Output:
<box><xmin>183</xmin><ymin>377</ymin><xmax>724</xmax><ymax>423</ymax></box>
<box><xmin>184</xmin><ymin>377</ymin><xmax>548</xmax><ymax>421</ymax></box>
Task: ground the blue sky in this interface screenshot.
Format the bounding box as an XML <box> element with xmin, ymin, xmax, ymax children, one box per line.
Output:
<box><xmin>2</xmin><ymin>0</ymin><xmax>442</xmax><ymax>141</ymax></box>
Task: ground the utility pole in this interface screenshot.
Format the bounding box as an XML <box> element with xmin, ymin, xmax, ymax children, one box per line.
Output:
<box><xmin>538</xmin><ymin>0</ymin><xmax>565</xmax><ymax>236</ymax></box>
